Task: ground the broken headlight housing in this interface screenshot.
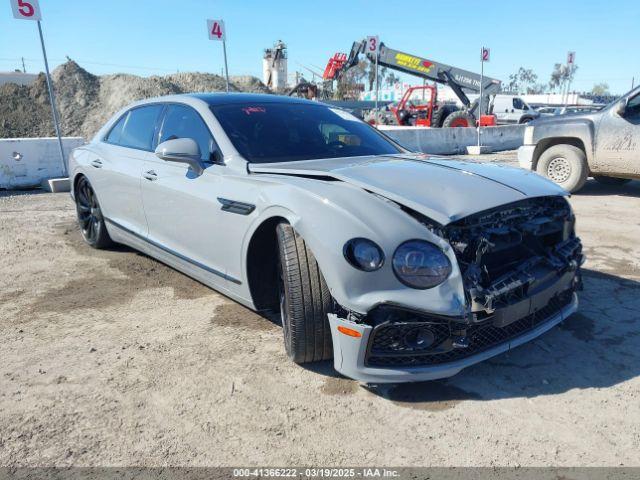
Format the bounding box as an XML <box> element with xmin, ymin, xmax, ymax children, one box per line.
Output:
<box><xmin>392</xmin><ymin>240</ymin><xmax>452</xmax><ymax>289</ymax></box>
<box><xmin>343</xmin><ymin>238</ymin><xmax>385</xmax><ymax>272</ymax></box>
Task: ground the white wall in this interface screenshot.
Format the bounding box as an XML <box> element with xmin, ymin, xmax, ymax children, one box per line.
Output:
<box><xmin>0</xmin><ymin>137</ymin><xmax>84</xmax><ymax>189</ymax></box>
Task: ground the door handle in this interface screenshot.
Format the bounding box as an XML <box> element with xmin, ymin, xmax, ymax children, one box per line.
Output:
<box><xmin>143</xmin><ymin>170</ymin><xmax>157</xmax><ymax>181</ymax></box>
<box><xmin>90</xmin><ymin>159</ymin><xmax>103</xmax><ymax>168</ymax></box>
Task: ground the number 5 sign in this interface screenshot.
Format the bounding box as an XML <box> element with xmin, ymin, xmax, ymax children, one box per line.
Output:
<box><xmin>10</xmin><ymin>0</ymin><xmax>41</xmax><ymax>20</ymax></box>
<box><xmin>207</xmin><ymin>19</ymin><xmax>226</xmax><ymax>41</ymax></box>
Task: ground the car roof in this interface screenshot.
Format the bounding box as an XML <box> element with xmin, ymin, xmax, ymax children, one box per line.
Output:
<box><xmin>188</xmin><ymin>92</ymin><xmax>319</xmax><ymax>106</ymax></box>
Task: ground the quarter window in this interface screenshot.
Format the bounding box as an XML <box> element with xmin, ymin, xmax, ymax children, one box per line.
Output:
<box><xmin>159</xmin><ymin>105</ymin><xmax>215</xmax><ymax>161</ymax></box>
<box><xmin>117</xmin><ymin>105</ymin><xmax>163</xmax><ymax>151</ymax></box>
<box><xmin>105</xmin><ymin>113</ymin><xmax>127</xmax><ymax>144</ymax></box>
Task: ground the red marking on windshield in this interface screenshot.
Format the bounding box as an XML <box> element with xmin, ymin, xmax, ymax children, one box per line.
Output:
<box><xmin>243</xmin><ymin>106</ymin><xmax>266</xmax><ymax>115</ymax></box>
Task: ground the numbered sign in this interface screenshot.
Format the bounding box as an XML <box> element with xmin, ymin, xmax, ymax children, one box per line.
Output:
<box><xmin>207</xmin><ymin>19</ymin><xmax>226</xmax><ymax>41</ymax></box>
<box><xmin>567</xmin><ymin>51</ymin><xmax>576</xmax><ymax>65</ymax></box>
<box><xmin>10</xmin><ymin>0</ymin><xmax>41</xmax><ymax>21</ymax></box>
<box><xmin>481</xmin><ymin>47</ymin><xmax>490</xmax><ymax>62</ymax></box>
<box><xmin>366</xmin><ymin>36</ymin><xmax>380</xmax><ymax>56</ymax></box>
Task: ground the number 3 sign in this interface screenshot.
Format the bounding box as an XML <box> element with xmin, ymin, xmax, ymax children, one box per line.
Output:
<box><xmin>366</xmin><ymin>36</ymin><xmax>380</xmax><ymax>56</ymax></box>
<box><xmin>207</xmin><ymin>19</ymin><xmax>226</xmax><ymax>41</ymax></box>
<box><xmin>10</xmin><ymin>0</ymin><xmax>41</xmax><ymax>20</ymax></box>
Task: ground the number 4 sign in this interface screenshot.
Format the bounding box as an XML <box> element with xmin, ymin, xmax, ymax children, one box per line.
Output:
<box><xmin>207</xmin><ymin>19</ymin><xmax>226</xmax><ymax>41</ymax></box>
<box><xmin>10</xmin><ymin>0</ymin><xmax>41</xmax><ymax>21</ymax></box>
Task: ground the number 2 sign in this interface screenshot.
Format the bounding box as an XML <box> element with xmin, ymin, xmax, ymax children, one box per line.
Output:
<box><xmin>10</xmin><ymin>0</ymin><xmax>42</xmax><ymax>21</ymax></box>
<box><xmin>207</xmin><ymin>19</ymin><xmax>226</xmax><ymax>41</ymax></box>
<box><xmin>481</xmin><ymin>47</ymin><xmax>490</xmax><ymax>62</ymax></box>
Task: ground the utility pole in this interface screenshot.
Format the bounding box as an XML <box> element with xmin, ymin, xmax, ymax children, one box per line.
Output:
<box><xmin>37</xmin><ymin>20</ymin><xmax>66</xmax><ymax>175</ymax></box>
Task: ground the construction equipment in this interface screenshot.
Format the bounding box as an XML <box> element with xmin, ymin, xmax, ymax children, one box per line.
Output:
<box><xmin>324</xmin><ymin>40</ymin><xmax>502</xmax><ymax>127</ymax></box>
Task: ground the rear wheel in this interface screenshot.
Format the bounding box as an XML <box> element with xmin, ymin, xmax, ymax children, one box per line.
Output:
<box><xmin>593</xmin><ymin>176</ymin><xmax>632</xmax><ymax>186</ymax></box>
<box><xmin>276</xmin><ymin>223</ymin><xmax>333</xmax><ymax>364</ymax></box>
<box><xmin>75</xmin><ymin>176</ymin><xmax>113</xmax><ymax>249</ymax></box>
<box><xmin>443</xmin><ymin>110</ymin><xmax>476</xmax><ymax>128</ymax></box>
<box><xmin>536</xmin><ymin>144</ymin><xmax>588</xmax><ymax>193</ymax></box>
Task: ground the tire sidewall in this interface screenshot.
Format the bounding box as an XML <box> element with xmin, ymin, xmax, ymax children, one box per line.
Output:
<box><xmin>537</xmin><ymin>145</ymin><xmax>588</xmax><ymax>193</ymax></box>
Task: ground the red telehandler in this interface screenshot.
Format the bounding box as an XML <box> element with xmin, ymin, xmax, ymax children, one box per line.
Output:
<box><xmin>323</xmin><ymin>42</ymin><xmax>501</xmax><ymax>127</ymax></box>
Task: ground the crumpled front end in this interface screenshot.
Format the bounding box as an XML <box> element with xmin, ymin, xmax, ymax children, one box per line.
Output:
<box><xmin>330</xmin><ymin>196</ymin><xmax>584</xmax><ymax>384</ymax></box>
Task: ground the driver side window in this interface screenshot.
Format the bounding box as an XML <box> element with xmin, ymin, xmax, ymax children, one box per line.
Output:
<box><xmin>625</xmin><ymin>94</ymin><xmax>640</xmax><ymax>118</ymax></box>
<box><xmin>159</xmin><ymin>105</ymin><xmax>215</xmax><ymax>162</ymax></box>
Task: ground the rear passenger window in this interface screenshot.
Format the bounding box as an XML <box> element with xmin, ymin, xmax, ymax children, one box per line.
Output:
<box><xmin>159</xmin><ymin>105</ymin><xmax>215</xmax><ymax>161</ymax></box>
<box><xmin>117</xmin><ymin>105</ymin><xmax>163</xmax><ymax>151</ymax></box>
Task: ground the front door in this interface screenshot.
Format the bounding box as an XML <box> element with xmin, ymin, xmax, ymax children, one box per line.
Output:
<box><xmin>593</xmin><ymin>92</ymin><xmax>640</xmax><ymax>177</ymax></box>
<box><xmin>141</xmin><ymin>104</ymin><xmax>232</xmax><ymax>288</ymax></box>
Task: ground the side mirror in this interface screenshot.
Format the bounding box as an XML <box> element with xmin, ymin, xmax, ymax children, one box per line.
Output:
<box><xmin>155</xmin><ymin>138</ymin><xmax>204</xmax><ymax>175</ymax></box>
<box><xmin>616</xmin><ymin>98</ymin><xmax>628</xmax><ymax>117</ymax></box>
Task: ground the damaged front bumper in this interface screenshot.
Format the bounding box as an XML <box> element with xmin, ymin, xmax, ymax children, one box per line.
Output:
<box><xmin>329</xmin><ymin>285</ymin><xmax>579</xmax><ymax>384</ymax></box>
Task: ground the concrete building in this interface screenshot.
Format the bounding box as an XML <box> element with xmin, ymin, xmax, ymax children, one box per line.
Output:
<box><xmin>262</xmin><ymin>40</ymin><xmax>288</xmax><ymax>91</ymax></box>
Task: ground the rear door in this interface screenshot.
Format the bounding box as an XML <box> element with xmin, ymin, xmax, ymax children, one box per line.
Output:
<box><xmin>141</xmin><ymin>103</ymin><xmax>232</xmax><ymax>287</ymax></box>
<box><xmin>593</xmin><ymin>93</ymin><xmax>640</xmax><ymax>177</ymax></box>
<box><xmin>94</xmin><ymin>104</ymin><xmax>163</xmax><ymax>236</ymax></box>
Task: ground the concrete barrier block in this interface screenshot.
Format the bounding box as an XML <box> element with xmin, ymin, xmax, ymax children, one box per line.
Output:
<box><xmin>0</xmin><ymin>137</ymin><xmax>84</xmax><ymax>189</ymax></box>
<box><xmin>41</xmin><ymin>177</ymin><xmax>70</xmax><ymax>193</ymax></box>
<box><xmin>379</xmin><ymin>125</ymin><xmax>525</xmax><ymax>155</ymax></box>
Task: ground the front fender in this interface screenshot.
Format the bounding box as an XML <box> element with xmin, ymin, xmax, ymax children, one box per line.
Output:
<box><xmin>532</xmin><ymin>118</ymin><xmax>595</xmax><ymax>166</ymax></box>
<box><xmin>243</xmin><ymin>176</ymin><xmax>466</xmax><ymax>317</ymax></box>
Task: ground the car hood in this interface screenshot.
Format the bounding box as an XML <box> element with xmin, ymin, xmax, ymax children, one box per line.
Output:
<box><xmin>249</xmin><ymin>154</ymin><xmax>566</xmax><ymax>225</ymax></box>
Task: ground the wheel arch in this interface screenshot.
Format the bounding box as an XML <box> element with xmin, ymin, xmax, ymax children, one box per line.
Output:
<box><xmin>532</xmin><ymin>137</ymin><xmax>589</xmax><ymax>171</ymax></box>
<box><xmin>245</xmin><ymin>215</ymin><xmax>290</xmax><ymax>311</ymax></box>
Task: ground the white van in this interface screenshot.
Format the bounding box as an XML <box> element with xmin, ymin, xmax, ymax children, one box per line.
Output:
<box><xmin>489</xmin><ymin>95</ymin><xmax>539</xmax><ymax>124</ymax></box>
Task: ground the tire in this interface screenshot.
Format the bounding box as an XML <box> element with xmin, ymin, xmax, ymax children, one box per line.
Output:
<box><xmin>593</xmin><ymin>176</ymin><xmax>632</xmax><ymax>186</ymax></box>
<box><xmin>443</xmin><ymin>110</ymin><xmax>476</xmax><ymax>128</ymax></box>
<box><xmin>519</xmin><ymin>116</ymin><xmax>534</xmax><ymax>124</ymax></box>
<box><xmin>431</xmin><ymin>105</ymin><xmax>456</xmax><ymax>128</ymax></box>
<box><xmin>536</xmin><ymin>144</ymin><xmax>588</xmax><ymax>193</ymax></box>
<box><xmin>276</xmin><ymin>223</ymin><xmax>333</xmax><ymax>364</ymax></box>
<box><xmin>74</xmin><ymin>176</ymin><xmax>113</xmax><ymax>249</ymax></box>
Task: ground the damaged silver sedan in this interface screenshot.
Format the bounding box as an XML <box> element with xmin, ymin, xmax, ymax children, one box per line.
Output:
<box><xmin>69</xmin><ymin>93</ymin><xmax>583</xmax><ymax>383</ymax></box>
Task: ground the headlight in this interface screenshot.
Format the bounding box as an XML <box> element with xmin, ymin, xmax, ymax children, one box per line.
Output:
<box><xmin>392</xmin><ymin>240</ymin><xmax>452</xmax><ymax>289</ymax></box>
<box><xmin>343</xmin><ymin>238</ymin><xmax>384</xmax><ymax>272</ymax></box>
<box><xmin>524</xmin><ymin>125</ymin><xmax>535</xmax><ymax>145</ymax></box>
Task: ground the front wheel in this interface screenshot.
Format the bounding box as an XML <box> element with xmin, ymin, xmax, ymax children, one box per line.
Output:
<box><xmin>276</xmin><ymin>223</ymin><xmax>333</xmax><ymax>364</ymax></box>
<box><xmin>536</xmin><ymin>144</ymin><xmax>588</xmax><ymax>193</ymax></box>
<box><xmin>75</xmin><ymin>176</ymin><xmax>113</xmax><ymax>249</ymax></box>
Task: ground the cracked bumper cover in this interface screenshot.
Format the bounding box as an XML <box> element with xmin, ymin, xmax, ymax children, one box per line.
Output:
<box><xmin>328</xmin><ymin>293</ymin><xmax>578</xmax><ymax>384</ymax></box>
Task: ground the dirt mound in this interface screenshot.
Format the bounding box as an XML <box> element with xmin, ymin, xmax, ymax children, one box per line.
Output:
<box><xmin>0</xmin><ymin>60</ymin><xmax>270</xmax><ymax>139</ymax></box>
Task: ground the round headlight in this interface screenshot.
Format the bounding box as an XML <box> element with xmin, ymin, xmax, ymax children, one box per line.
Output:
<box><xmin>392</xmin><ymin>240</ymin><xmax>452</xmax><ymax>289</ymax></box>
<box><xmin>343</xmin><ymin>238</ymin><xmax>384</xmax><ymax>272</ymax></box>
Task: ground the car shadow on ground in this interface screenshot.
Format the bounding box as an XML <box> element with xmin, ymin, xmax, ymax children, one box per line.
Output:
<box><xmin>0</xmin><ymin>187</ymin><xmax>48</xmax><ymax>198</ymax></box>
<box><xmin>576</xmin><ymin>178</ymin><xmax>640</xmax><ymax>197</ymax></box>
<box><xmin>327</xmin><ymin>268</ymin><xmax>640</xmax><ymax>404</ymax></box>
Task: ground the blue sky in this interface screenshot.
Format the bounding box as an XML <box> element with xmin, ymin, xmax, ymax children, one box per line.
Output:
<box><xmin>1</xmin><ymin>0</ymin><xmax>638</xmax><ymax>94</ymax></box>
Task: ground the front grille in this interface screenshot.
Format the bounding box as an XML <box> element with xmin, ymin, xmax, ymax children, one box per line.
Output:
<box><xmin>366</xmin><ymin>291</ymin><xmax>573</xmax><ymax>368</ymax></box>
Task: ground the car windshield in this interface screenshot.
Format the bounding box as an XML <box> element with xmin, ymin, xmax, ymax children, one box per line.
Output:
<box><xmin>210</xmin><ymin>102</ymin><xmax>402</xmax><ymax>163</ymax></box>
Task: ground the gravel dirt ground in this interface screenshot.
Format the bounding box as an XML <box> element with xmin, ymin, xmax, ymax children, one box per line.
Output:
<box><xmin>1</xmin><ymin>152</ymin><xmax>640</xmax><ymax>467</ymax></box>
